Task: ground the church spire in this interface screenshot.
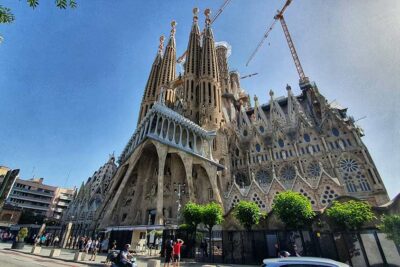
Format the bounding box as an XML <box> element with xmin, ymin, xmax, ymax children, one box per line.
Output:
<box><xmin>157</xmin><ymin>20</ymin><xmax>177</xmax><ymax>92</ymax></box>
<box><xmin>200</xmin><ymin>9</ymin><xmax>219</xmax><ymax>81</ymax></box>
<box><xmin>185</xmin><ymin>8</ymin><xmax>201</xmax><ymax>76</ymax></box>
<box><xmin>137</xmin><ymin>36</ymin><xmax>164</xmax><ymax>125</ymax></box>
<box><xmin>182</xmin><ymin>8</ymin><xmax>202</xmax><ymax>123</ymax></box>
<box><xmin>198</xmin><ymin>8</ymin><xmax>223</xmax><ymax>130</ymax></box>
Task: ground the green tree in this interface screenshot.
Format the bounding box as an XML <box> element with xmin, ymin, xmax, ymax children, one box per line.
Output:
<box><xmin>379</xmin><ymin>214</ymin><xmax>400</xmax><ymax>245</ymax></box>
<box><xmin>17</xmin><ymin>227</ymin><xmax>28</xmax><ymax>242</ymax></box>
<box><xmin>182</xmin><ymin>202</ymin><xmax>203</xmax><ymax>230</ymax></box>
<box><xmin>272</xmin><ymin>191</ymin><xmax>315</xmax><ymax>229</ymax></box>
<box><xmin>233</xmin><ymin>200</ymin><xmax>262</xmax><ymax>231</ymax></box>
<box><xmin>0</xmin><ymin>0</ymin><xmax>77</xmax><ymax>24</ymax></box>
<box><xmin>201</xmin><ymin>202</ymin><xmax>224</xmax><ymax>257</ymax></box>
<box><xmin>326</xmin><ymin>200</ymin><xmax>375</xmax><ymax>230</ymax></box>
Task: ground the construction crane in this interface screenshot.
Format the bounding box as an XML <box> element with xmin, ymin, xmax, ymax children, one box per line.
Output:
<box><xmin>240</xmin><ymin>73</ymin><xmax>258</xmax><ymax>79</ymax></box>
<box><xmin>177</xmin><ymin>0</ymin><xmax>232</xmax><ymax>63</ymax></box>
<box><xmin>246</xmin><ymin>0</ymin><xmax>308</xmax><ymax>84</ymax></box>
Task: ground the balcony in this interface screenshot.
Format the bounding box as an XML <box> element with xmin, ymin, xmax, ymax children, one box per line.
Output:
<box><xmin>16</xmin><ymin>203</ymin><xmax>49</xmax><ymax>212</ymax></box>
<box><xmin>9</xmin><ymin>195</ymin><xmax>52</xmax><ymax>205</ymax></box>
<box><xmin>13</xmin><ymin>187</ymin><xmax>54</xmax><ymax>197</ymax></box>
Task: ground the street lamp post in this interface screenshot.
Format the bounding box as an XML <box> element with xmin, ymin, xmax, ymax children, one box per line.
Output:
<box><xmin>174</xmin><ymin>182</ymin><xmax>186</xmax><ymax>221</ymax></box>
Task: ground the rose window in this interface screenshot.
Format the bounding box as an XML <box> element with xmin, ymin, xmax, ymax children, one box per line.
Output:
<box><xmin>235</xmin><ymin>172</ymin><xmax>249</xmax><ymax>187</ymax></box>
<box><xmin>307</xmin><ymin>162</ymin><xmax>321</xmax><ymax>178</ymax></box>
<box><xmin>339</xmin><ymin>158</ymin><xmax>359</xmax><ymax>172</ymax></box>
<box><xmin>280</xmin><ymin>165</ymin><xmax>296</xmax><ymax>181</ymax></box>
<box><xmin>256</xmin><ymin>169</ymin><xmax>272</xmax><ymax>185</ymax></box>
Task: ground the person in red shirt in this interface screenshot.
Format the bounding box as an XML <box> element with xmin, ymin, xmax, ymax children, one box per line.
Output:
<box><xmin>173</xmin><ymin>238</ymin><xmax>184</xmax><ymax>267</ymax></box>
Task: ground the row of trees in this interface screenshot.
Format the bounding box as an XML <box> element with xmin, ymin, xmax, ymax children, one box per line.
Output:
<box><xmin>182</xmin><ymin>191</ymin><xmax>400</xmax><ymax>246</ymax></box>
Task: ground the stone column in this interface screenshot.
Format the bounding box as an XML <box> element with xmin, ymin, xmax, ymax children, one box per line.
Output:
<box><xmin>61</xmin><ymin>222</ymin><xmax>72</xmax><ymax>248</ymax></box>
<box><xmin>155</xmin><ymin>144</ymin><xmax>168</xmax><ymax>225</ymax></box>
<box><xmin>203</xmin><ymin>163</ymin><xmax>223</xmax><ymax>206</ymax></box>
<box><xmin>180</xmin><ymin>153</ymin><xmax>195</xmax><ymax>202</ymax></box>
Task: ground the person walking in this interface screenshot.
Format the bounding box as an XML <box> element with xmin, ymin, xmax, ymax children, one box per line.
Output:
<box><xmin>173</xmin><ymin>239</ymin><xmax>184</xmax><ymax>267</ymax></box>
<box><xmin>163</xmin><ymin>238</ymin><xmax>174</xmax><ymax>267</ymax></box>
<box><xmin>85</xmin><ymin>238</ymin><xmax>92</xmax><ymax>254</ymax></box>
<box><xmin>89</xmin><ymin>239</ymin><xmax>100</xmax><ymax>261</ymax></box>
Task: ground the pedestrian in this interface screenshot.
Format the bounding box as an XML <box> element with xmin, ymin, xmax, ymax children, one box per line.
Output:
<box><xmin>201</xmin><ymin>239</ymin><xmax>208</xmax><ymax>257</ymax></box>
<box><xmin>89</xmin><ymin>239</ymin><xmax>100</xmax><ymax>261</ymax></box>
<box><xmin>163</xmin><ymin>238</ymin><xmax>174</xmax><ymax>267</ymax></box>
<box><xmin>53</xmin><ymin>236</ymin><xmax>60</xmax><ymax>247</ymax></box>
<box><xmin>173</xmin><ymin>238</ymin><xmax>184</xmax><ymax>267</ymax></box>
<box><xmin>85</xmin><ymin>238</ymin><xmax>92</xmax><ymax>254</ymax></box>
<box><xmin>40</xmin><ymin>235</ymin><xmax>46</xmax><ymax>246</ymax></box>
<box><xmin>111</xmin><ymin>240</ymin><xmax>117</xmax><ymax>250</ymax></box>
<box><xmin>78</xmin><ymin>237</ymin><xmax>85</xmax><ymax>251</ymax></box>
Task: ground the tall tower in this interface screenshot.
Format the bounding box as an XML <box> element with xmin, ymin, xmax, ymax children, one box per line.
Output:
<box><xmin>157</xmin><ymin>21</ymin><xmax>177</xmax><ymax>101</ymax></box>
<box><xmin>137</xmin><ymin>36</ymin><xmax>164</xmax><ymax>124</ymax></box>
<box><xmin>199</xmin><ymin>9</ymin><xmax>224</xmax><ymax>130</ymax></box>
<box><xmin>183</xmin><ymin>8</ymin><xmax>202</xmax><ymax>123</ymax></box>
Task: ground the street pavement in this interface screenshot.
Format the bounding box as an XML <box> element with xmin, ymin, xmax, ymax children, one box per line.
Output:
<box><xmin>0</xmin><ymin>242</ymin><xmax>256</xmax><ymax>267</ymax></box>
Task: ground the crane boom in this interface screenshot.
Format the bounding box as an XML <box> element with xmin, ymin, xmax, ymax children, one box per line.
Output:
<box><xmin>211</xmin><ymin>0</ymin><xmax>232</xmax><ymax>24</ymax></box>
<box><xmin>279</xmin><ymin>15</ymin><xmax>306</xmax><ymax>81</ymax></box>
<box><xmin>245</xmin><ymin>18</ymin><xmax>277</xmax><ymax>67</ymax></box>
<box><xmin>246</xmin><ymin>0</ymin><xmax>308</xmax><ymax>83</ymax></box>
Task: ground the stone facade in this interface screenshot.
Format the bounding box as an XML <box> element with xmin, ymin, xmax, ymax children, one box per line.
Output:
<box><xmin>62</xmin><ymin>155</ymin><xmax>117</xmax><ymax>236</ymax></box>
<box><xmin>96</xmin><ymin>8</ymin><xmax>389</xmax><ymax>232</ymax></box>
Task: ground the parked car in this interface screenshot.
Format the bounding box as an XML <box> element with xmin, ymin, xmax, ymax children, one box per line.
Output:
<box><xmin>262</xmin><ymin>257</ymin><xmax>350</xmax><ymax>267</ymax></box>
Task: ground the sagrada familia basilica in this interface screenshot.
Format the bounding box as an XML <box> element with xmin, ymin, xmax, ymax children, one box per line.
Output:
<box><xmin>63</xmin><ymin>8</ymin><xmax>389</xmax><ymax>237</ymax></box>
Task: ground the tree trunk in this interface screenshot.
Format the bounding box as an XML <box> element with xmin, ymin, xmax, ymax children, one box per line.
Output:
<box><xmin>208</xmin><ymin>227</ymin><xmax>212</xmax><ymax>261</ymax></box>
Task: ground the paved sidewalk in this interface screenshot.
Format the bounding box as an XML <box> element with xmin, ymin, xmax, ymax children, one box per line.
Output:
<box><xmin>0</xmin><ymin>242</ymin><xmax>256</xmax><ymax>267</ymax></box>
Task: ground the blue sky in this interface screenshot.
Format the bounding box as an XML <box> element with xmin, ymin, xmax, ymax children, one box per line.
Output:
<box><xmin>0</xmin><ymin>1</ymin><xmax>399</xmax><ymax>198</ymax></box>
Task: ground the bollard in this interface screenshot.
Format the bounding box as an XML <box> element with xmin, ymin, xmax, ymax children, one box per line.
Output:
<box><xmin>74</xmin><ymin>252</ymin><xmax>83</xmax><ymax>262</ymax></box>
<box><xmin>81</xmin><ymin>252</ymin><xmax>87</xmax><ymax>261</ymax></box>
<box><xmin>50</xmin><ymin>248</ymin><xmax>61</xmax><ymax>257</ymax></box>
<box><xmin>31</xmin><ymin>245</ymin><xmax>41</xmax><ymax>254</ymax></box>
<box><xmin>147</xmin><ymin>259</ymin><xmax>161</xmax><ymax>267</ymax></box>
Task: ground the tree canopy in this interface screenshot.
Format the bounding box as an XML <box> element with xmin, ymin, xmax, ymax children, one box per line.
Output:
<box><xmin>233</xmin><ymin>200</ymin><xmax>262</xmax><ymax>231</ymax></box>
<box><xmin>182</xmin><ymin>202</ymin><xmax>203</xmax><ymax>230</ymax></box>
<box><xmin>326</xmin><ymin>200</ymin><xmax>375</xmax><ymax>230</ymax></box>
<box><xmin>272</xmin><ymin>191</ymin><xmax>315</xmax><ymax>229</ymax></box>
<box><xmin>201</xmin><ymin>202</ymin><xmax>224</xmax><ymax>231</ymax></box>
<box><xmin>379</xmin><ymin>214</ymin><xmax>400</xmax><ymax>245</ymax></box>
<box><xmin>0</xmin><ymin>0</ymin><xmax>77</xmax><ymax>24</ymax></box>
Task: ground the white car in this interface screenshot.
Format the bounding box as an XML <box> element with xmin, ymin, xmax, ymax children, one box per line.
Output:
<box><xmin>262</xmin><ymin>257</ymin><xmax>350</xmax><ymax>267</ymax></box>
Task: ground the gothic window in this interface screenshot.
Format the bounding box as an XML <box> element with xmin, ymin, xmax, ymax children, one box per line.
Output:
<box><xmin>320</xmin><ymin>186</ymin><xmax>339</xmax><ymax>205</ymax></box>
<box><xmin>339</xmin><ymin>158</ymin><xmax>359</xmax><ymax>172</ymax></box>
<box><xmin>235</xmin><ymin>172</ymin><xmax>249</xmax><ymax>187</ymax></box>
<box><xmin>299</xmin><ymin>188</ymin><xmax>316</xmax><ymax>205</ymax></box>
<box><xmin>278</xmin><ymin>139</ymin><xmax>285</xmax><ymax>148</ymax></box>
<box><xmin>339</xmin><ymin>156</ymin><xmax>371</xmax><ymax>193</ymax></box>
<box><xmin>304</xmin><ymin>133</ymin><xmax>311</xmax><ymax>142</ymax></box>
<box><xmin>256</xmin><ymin>169</ymin><xmax>272</xmax><ymax>185</ymax></box>
<box><xmin>307</xmin><ymin>161</ymin><xmax>321</xmax><ymax>179</ymax></box>
<box><xmin>255</xmin><ymin>143</ymin><xmax>261</xmax><ymax>152</ymax></box>
<box><xmin>231</xmin><ymin>195</ymin><xmax>240</xmax><ymax>209</ymax></box>
<box><xmin>332</xmin><ymin>127</ymin><xmax>340</xmax><ymax>137</ymax></box>
<box><xmin>280</xmin><ymin>165</ymin><xmax>296</xmax><ymax>181</ymax></box>
<box><xmin>252</xmin><ymin>193</ymin><xmax>266</xmax><ymax>210</ymax></box>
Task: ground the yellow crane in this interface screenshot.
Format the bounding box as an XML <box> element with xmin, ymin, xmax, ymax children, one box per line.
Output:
<box><xmin>246</xmin><ymin>0</ymin><xmax>308</xmax><ymax>84</ymax></box>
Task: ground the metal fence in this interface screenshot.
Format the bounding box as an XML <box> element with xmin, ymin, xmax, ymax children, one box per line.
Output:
<box><xmin>162</xmin><ymin>228</ymin><xmax>400</xmax><ymax>267</ymax></box>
